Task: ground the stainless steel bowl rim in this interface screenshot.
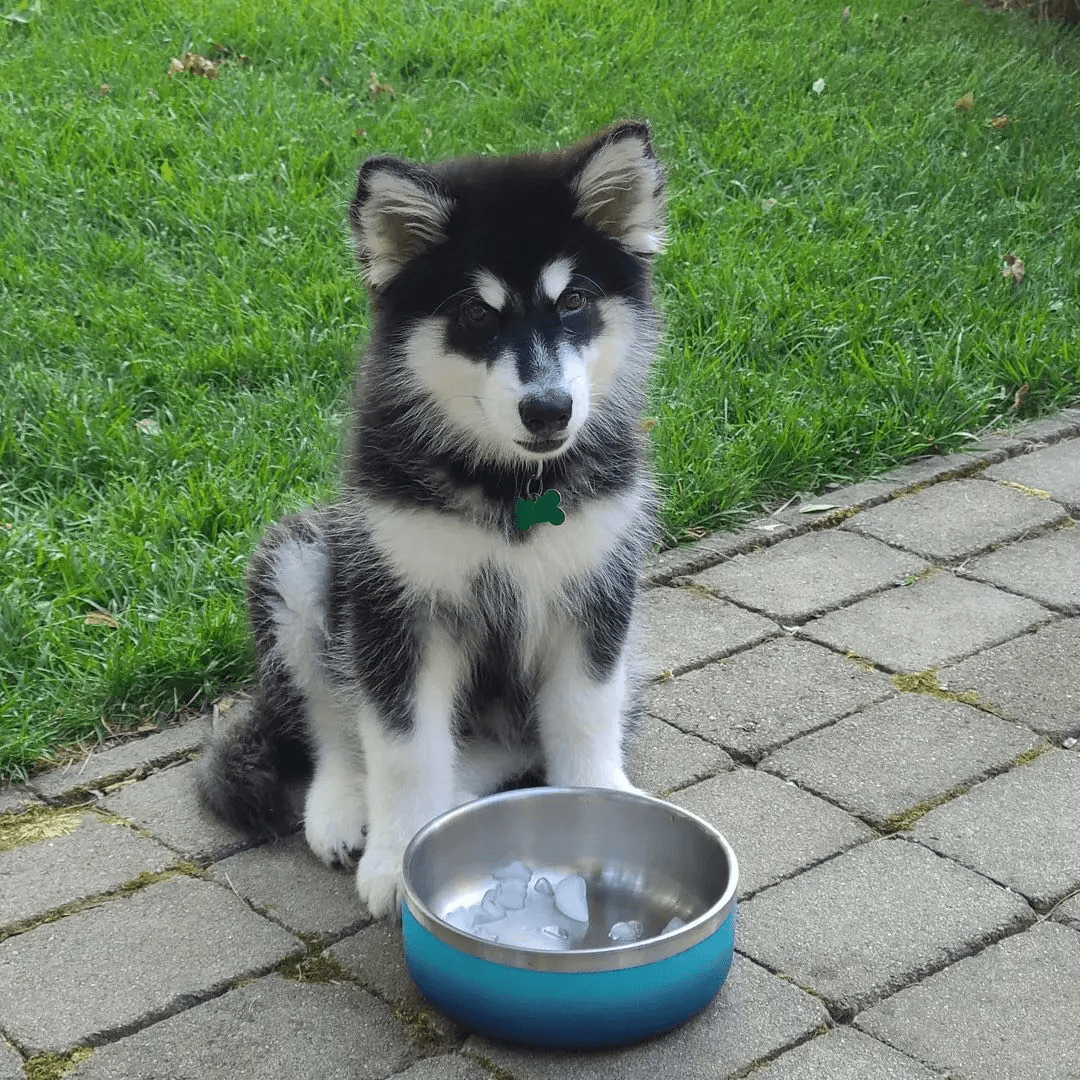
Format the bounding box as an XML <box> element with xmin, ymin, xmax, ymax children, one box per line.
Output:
<box><xmin>401</xmin><ymin>787</ymin><xmax>739</xmax><ymax>973</ymax></box>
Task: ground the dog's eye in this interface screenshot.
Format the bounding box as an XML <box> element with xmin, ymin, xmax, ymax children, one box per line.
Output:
<box><xmin>460</xmin><ymin>298</ymin><xmax>498</xmax><ymax>330</ymax></box>
<box><xmin>557</xmin><ymin>289</ymin><xmax>588</xmax><ymax>315</ymax></box>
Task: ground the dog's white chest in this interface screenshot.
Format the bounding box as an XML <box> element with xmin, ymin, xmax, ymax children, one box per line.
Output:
<box><xmin>364</xmin><ymin>488</ymin><xmax>644</xmax><ymax>603</ymax></box>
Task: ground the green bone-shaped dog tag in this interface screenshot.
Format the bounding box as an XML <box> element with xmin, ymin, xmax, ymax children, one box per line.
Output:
<box><xmin>514</xmin><ymin>488</ymin><xmax>565</xmax><ymax>532</ymax></box>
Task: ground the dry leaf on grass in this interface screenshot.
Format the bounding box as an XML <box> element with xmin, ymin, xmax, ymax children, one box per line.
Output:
<box><xmin>955</xmin><ymin>91</ymin><xmax>974</xmax><ymax>110</ymax></box>
<box><xmin>369</xmin><ymin>71</ymin><xmax>395</xmax><ymax>99</ymax></box>
<box><xmin>989</xmin><ymin>114</ymin><xmax>1009</xmax><ymax>129</ymax></box>
<box><xmin>1012</xmin><ymin>382</ymin><xmax>1030</xmax><ymax>410</ymax></box>
<box><xmin>1002</xmin><ymin>253</ymin><xmax>1025</xmax><ymax>286</ymax></box>
<box><xmin>167</xmin><ymin>52</ymin><xmax>218</xmax><ymax>79</ymax></box>
<box><xmin>85</xmin><ymin>611</ymin><xmax>120</xmax><ymax>628</ymax></box>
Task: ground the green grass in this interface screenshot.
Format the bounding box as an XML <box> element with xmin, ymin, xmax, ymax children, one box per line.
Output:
<box><xmin>2</xmin><ymin>0</ymin><xmax>1078</xmax><ymax>780</ymax></box>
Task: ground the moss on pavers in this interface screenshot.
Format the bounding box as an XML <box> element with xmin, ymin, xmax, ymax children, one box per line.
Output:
<box><xmin>24</xmin><ymin>1048</ymin><xmax>93</xmax><ymax>1080</ymax></box>
<box><xmin>0</xmin><ymin>805</ymin><xmax>87</xmax><ymax>853</ymax></box>
<box><xmin>890</xmin><ymin>668</ymin><xmax>982</xmax><ymax>706</ymax></box>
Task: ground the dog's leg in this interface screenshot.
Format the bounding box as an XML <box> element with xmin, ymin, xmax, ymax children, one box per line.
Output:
<box><xmin>303</xmin><ymin>687</ymin><xmax>368</xmax><ymax>867</ymax></box>
<box><xmin>536</xmin><ymin>626</ymin><xmax>638</xmax><ymax>792</ymax></box>
<box><xmin>353</xmin><ymin>626</ymin><xmax>462</xmax><ymax>917</ymax></box>
<box><xmin>256</xmin><ymin>517</ymin><xmax>369</xmax><ymax>866</ymax></box>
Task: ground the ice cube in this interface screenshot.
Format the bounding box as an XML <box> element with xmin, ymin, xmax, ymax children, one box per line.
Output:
<box><xmin>661</xmin><ymin>916</ymin><xmax>686</xmax><ymax>935</ymax></box>
<box><xmin>443</xmin><ymin>906</ymin><xmax>474</xmax><ymax>932</ymax></box>
<box><xmin>495</xmin><ymin>878</ymin><xmax>527</xmax><ymax>911</ymax></box>
<box><xmin>608</xmin><ymin>920</ymin><xmax>644</xmax><ymax>942</ymax></box>
<box><xmin>542</xmin><ymin>925</ymin><xmax>569</xmax><ymax>941</ymax></box>
<box><xmin>491</xmin><ymin>860</ymin><xmax>533</xmax><ymax>883</ymax></box>
<box><xmin>475</xmin><ymin>888</ymin><xmax>506</xmax><ymax>924</ymax></box>
<box><xmin>533</xmin><ymin>876</ymin><xmax>554</xmax><ymax>896</ymax></box>
<box><xmin>553</xmin><ymin>874</ymin><xmax>588</xmax><ymax>923</ymax></box>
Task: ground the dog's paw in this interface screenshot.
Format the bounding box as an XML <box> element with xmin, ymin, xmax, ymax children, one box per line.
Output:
<box><xmin>304</xmin><ymin>772</ymin><xmax>368</xmax><ymax>869</ymax></box>
<box><xmin>355</xmin><ymin>845</ymin><xmax>404</xmax><ymax>918</ymax></box>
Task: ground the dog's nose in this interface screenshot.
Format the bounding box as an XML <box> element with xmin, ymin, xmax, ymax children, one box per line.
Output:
<box><xmin>519</xmin><ymin>391</ymin><xmax>572</xmax><ymax>437</ymax></box>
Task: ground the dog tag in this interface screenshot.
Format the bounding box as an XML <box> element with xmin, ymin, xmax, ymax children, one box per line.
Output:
<box><xmin>514</xmin><ymin>489</ymin><xmax>565</xmax><ymax>532</ymax></box>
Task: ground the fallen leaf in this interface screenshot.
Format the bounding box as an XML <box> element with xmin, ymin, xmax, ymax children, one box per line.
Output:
<box><xmin>368</xmin><ymin>71</ymin><xmax>394</xmax><ymax>99</ymax></box>
<box><xmin>955</xmin><ymin>91</ymin><xmax>974</xmax><ymax>110</ymax></box>
<box><xmin>842</xmin><ymin>6</ymin><xmax>851</xmax><ymax>21</ymax></box>
<box><xmin>989</xmin><ymin>114</ymin><xmax>1009</xmax><ymax>129</ymax></box>
<box><xmin>99</xmin><ymin>83</ymin><xmax>111</xmax><ymax>95</ymax></box>
<box><xmin>86</xmin><ymin>611</ymin><xmax>120</xmax><ymax>628</ymax></box>
<box><xmin>319</xmin><ymin>75</ymin><xmax>332</xmax><ymax>88</ymax></box>
<box><xmin>798</xmin><ymin>503</ymin><xmax>843</xmax><ymax>514</ymax></box>
<box><xmin>1002</xmin><ymin>253</ymin><xmax>1025</xmax><ymax>287</ymax></box>
<box><xmin>168</xmin><ymin>52</ymin><xmax>218</xmax><ymax>79</ymax></box>
<box><xmin>812</xmin><ymin>77</ymin><xmax>825</xmax><ymax>94</ymax></box>
<box><xmin>639</xmin><ymin>417</ymin><xmax>658</xmax><ymax>432</ymax></box>
<box><xmin>1012</xmin><ymin>382</ymin><xmax>1030</xmax><ymax>410</ymax></box>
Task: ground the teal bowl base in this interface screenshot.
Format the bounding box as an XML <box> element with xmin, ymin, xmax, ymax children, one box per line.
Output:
<box><xmin>402</xmin><ymin>904</ymin><xmax>737</xmax><ymax>1048</ymax></box>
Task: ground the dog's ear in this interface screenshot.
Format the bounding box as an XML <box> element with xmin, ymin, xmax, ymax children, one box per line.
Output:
<box><xmin>570</xmin><ymin>121</ymin><xmax>666</xmax><ymax>256</ymax></box>
<box><xmin>348</xmin><ymin>157</ymin><xmax>454</xmax><ymax>290</ymax></box>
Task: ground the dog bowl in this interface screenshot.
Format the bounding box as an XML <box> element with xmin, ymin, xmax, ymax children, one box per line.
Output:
<box><xmin>401</xmin><ymin>787</ymin><xmax>738</xmax><ymax>1048</ymax></box>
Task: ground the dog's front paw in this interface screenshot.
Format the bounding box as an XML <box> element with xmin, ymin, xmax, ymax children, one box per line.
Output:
<box><xmin>304</xmin><ymin>770</ymin><xmax>368</xmax><ymax>869</ymax></box>
<box><xmin>355</xmin><ymin>845</ymin><xmax>404</xmax><ymax>918</ymax></box>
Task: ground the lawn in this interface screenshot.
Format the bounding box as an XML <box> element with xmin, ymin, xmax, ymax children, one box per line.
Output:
<box><xmin>1</xmin><ymin>0</ymin><xmax>1078</xmax><ymax>780</ymax></box>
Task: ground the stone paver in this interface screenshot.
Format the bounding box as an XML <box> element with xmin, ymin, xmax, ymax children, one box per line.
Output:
<box><xmin>737</xmin><ymin>838</ymin><xmax>1035</xmax><ymax>1019</ymax></box>
<box><xmin>690</xmin><ymin>531</ymin><xmax>928</xmax><ymax>624</ymax></box>
<box><xmin>213</xmin><ymin>832</ymin><xmax>369</xmax><ymax>939</ymax></box>
<box><xmin>1055</xmin><ymin>892</ymin><xmax>1080</xmax><ymax>931</ymax></box>
<box><xmin>639</xmin><ymin>586</ymin><xmax>776</xmax><ymax>679</ymax></box>
<box><xmin>329</xmin><ymin>920</ymin><xmax>466</xmax><ymax>1040</ymax></box>
<box><xmin>0</xmin><ymin>811</ymin><xmax>175</xmax><ymax>928</ymax></box>
<box><xmin>67</xmin><ymin>974</ymin><xmax>415</xmax><ymax>1080</ymax></box>
<box><xmin>0</xmin><ymin>785</ymin><xmax>40</xmax><ymax>816</ymax></box>
<box><xmin>760</xmin><ymin>695</ymin><xmax>1042</xmax><ymax>828</ymax></box>
<box><xmin>0</xmin><ymin>874</ymin><xmax>303</xmax><ymax>1054</ymax></box>
<box><xmin>29</xmin><ymin>714</ymin><xmax>212</xmax><ymax>802</ymax></box>
<box><xmin>389</xmin><ymin>1057</ymin><xmax>495</xmax><ymax>1080</ymax></box>
<box><xmin>856</xmin><ymin>921</ymin><xmax>1080</xmax><ymax>1080</ymax></box>
<box><xmin>0</xmin><ymin>1041</ymin><xmax>21</xmax><ymax>1080</ymax></box>
<box><xmin>669</xmin><ymin>769</ymin><xmax>871</xmax><ymax>897</ymax></box>
<box><xmin>801</xmin><ymin>571</ymin><xmax>1051</xmax><ymax>671</ymax></box>
<box><xmin>962</xmin><ymin>523</ymin><xmax>1080</xmax><ymax>614</ymax></box>
<box><xmin>985</xmin><ymin>436</ymin><xmax>1080</xmax><ymax>512</ymax></box>
<box><xmin>910</xmin><ymin>750</ymin><xmax>1080</xmax><ymax>910</ymax></box>
<box><xmin>939</xmin><ymin>619</ymin><xmax>1080</xmax><ymax>739</ymax></box>
<box><xmin>750</xmin><ymin>1027</ymin><xmax>941</xmax><ymax>1080</ymax></box>
<box><xmin>626</xmin><ymin>714</ymin><xmax>734</xmax><ymax>795</ymax></box>
<box><xmin>646</xmin><ymin>637</ymin><xmax>892</xmax><ymax>761</ymax></box>
<box><xmin>843</xmin><ymin>478</ymin><xmax>1066</xmax><ymax>561</ymax></box>
<box><xmin>467</xmin><ymin>953</ymin><xmax>829</xmax><ymax>1080</ymax></box>
<box><xmin>102</xmin><ymin>759</ymin><xmax>255</xmax><ymax>862</ymax></box>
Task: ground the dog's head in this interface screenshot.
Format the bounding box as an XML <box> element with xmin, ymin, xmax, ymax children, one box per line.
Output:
<box><xmin>348</xmin><ymin>122</ymin><xmax>665</xmax><ymax>466</ymax></box>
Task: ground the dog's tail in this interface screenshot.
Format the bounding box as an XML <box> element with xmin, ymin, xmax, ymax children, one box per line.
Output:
<box><xmin>195</xmin><ymin>672</ymin><xmax>312</xmax><ymax>839</ymax></box>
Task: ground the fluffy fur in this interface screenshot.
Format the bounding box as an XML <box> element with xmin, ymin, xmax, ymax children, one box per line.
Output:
<box><xmin>197</xmin><ymin>121</ymin><xmax>666</xmax><ymax>917</ymax></box>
